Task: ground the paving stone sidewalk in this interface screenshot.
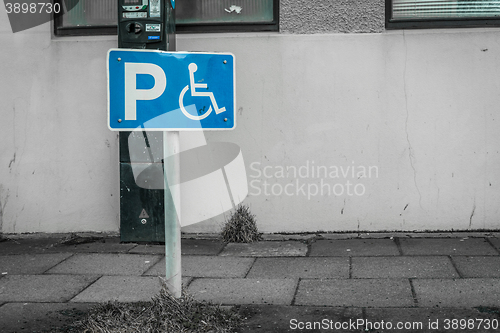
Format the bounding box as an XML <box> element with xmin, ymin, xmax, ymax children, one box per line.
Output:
<box><xmin>1</xmin><ymin>232</ymin><xmax>500</xmax><ymax>332</ymax></box>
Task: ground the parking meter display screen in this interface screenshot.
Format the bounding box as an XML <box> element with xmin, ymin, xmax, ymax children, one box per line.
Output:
<box><xmin>124</xmin><ymin>0</ymin><xmax>142</xmax><ymax>4</ymax></box>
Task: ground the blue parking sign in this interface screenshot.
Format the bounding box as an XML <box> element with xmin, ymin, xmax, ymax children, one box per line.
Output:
<box><xmin>107</xmin><ymin>49</ymin><xmax>235</xmax><ymax>131</ymax></box>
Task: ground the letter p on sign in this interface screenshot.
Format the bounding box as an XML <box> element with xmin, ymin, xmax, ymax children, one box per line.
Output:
<box><xmin>124</xmin><ymin>63</ymin><xmax>166</xmax><ymax>121</ymax></box>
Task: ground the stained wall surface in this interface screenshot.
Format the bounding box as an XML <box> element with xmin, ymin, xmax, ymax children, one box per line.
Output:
<box><xmin>1</xmin><ymin>1</ymin><xmax>499</xmax><ymax>234</ymax></box>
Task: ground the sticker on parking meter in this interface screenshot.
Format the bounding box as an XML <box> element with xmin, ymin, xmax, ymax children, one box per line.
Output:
<box><xmin>3</xmin><ymin>0</ymin><xmax>80</xmax><ymax>33</ymax></box>
<box><xmin>150</xmin><ymin>0</ymin><xmax>160</xmax><ymax>17</ymax></box>
<box><xmin>146</xmin><ymin>24</ymin><xmax>161</xmax><ymax>32</ymax></box>
<box><xmin>123</xmin><ymin>12</ymin><xmax>147</xmax><ymax>18</ymax></box>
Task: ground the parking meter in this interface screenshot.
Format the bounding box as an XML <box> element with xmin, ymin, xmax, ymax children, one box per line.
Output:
<box><xmin>118</xmin><ymin>0</ymin><xmax>175</xmax><ymax>51</ymax></box>
<box><xmin>117</xmin><ymin>0</ymin><xmax>175</xmax><ymax>242</ymax></box>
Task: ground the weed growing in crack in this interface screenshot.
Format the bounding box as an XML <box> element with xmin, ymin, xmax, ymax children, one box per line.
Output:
<box><xmin>221</xmin><ymin>204</ymin><xmax>262</xmax><ymax>243</ymax></box>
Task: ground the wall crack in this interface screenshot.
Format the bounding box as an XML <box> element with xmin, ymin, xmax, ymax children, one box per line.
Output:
<box><xmin>8</xmin><ymin>153</ymin><xmax>16</xmax><ymax>171</ymax></box>
<box><xmin>469</xmin><ymin>202</ymin><xmax>476</xmax><ymax>229</ymax></box>
<box><xmin>403</xmin><ymin>31</ymin><xmax>423</xmax><ymax>208</ymax></box>
<box><xmin>0</xmin><ymin>190</ymin><xmax>8</xmax><ymax>234</ymax></box>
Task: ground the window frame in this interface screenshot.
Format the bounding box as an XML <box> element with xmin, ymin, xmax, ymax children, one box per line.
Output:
<box><xmin>54</xmin><ymin>0</ymin><xmax>279</xmax><ymax>36</ymax></box>
<box><xmin>386</xmin><ymin>0</ymin><xmax>500</xmax><ymax>29</ymax></box>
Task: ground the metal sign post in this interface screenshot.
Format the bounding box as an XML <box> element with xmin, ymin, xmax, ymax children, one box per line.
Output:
<box><xmin>163</xmin><ymin>0</ymin><xmax>180</xmax><ymax>298</ymax></box>
<box><xmin>163</xmin><ymin>131</ymin><xmax>181</xmax><ymax>298</ymax></box>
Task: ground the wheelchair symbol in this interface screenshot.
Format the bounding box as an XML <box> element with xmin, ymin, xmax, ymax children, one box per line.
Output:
<box><xmin>179</xmin><ymin>63</ymin><xmax>226</xmax><ymax>121</ymax></box>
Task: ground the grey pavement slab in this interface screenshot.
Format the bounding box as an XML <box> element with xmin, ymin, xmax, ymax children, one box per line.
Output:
<box><xmin>413</xmin><ymin>278</ymin><xmax>500</xmax><ymax>307</ymax></box>
<box><xmin>183</xmin><ymin>276</ymin><xmax>194</xmax><ymax>288</ymax></box>
<box><xmin>295</xmin><ymin>279</ymin><xmax>414</xmax><ymax>307</ymax></box>
<box><xmin>0</xmin><ymin>275</ymin><xmax>98</xmax><ymax>302</ymax></box>
<box><xmin>0</xmin><ymin>238</ymin><xmax>62</xmax><ymax>255</ymax></box>
<box><xmin>128</xmin><ymin>244</ymin><xmax>165</xmax><ymax>254</ymax></box>
<box><xmin>453</xmin><ymin>256</ymin><xmax>500</xmax><ymax>278</ymax></box>
<box><xmin>188</xmin><ymin>278</ymin><xmax>297</xmax><ymax>305</ymax></box>
<box><xmin>130</xmin><ymin>240</ymin><xmax>227</xmax><ymax>255</ymax></box>
<box><xmin>246</xmin><ymin>257</ymin><xmax>349</xmax><ymax>279</ymax></box>
<box><xmin>309</xmin><ymin>239</ymin><xmax>400</xmax><ymax>257</ymax></box>
<box><xmin>352</xmin><ymin>256</ymin><xmax>459</xmax><ymax>279</ymax></box>
<box><xmin>399</xmin><ymin>238</ymin><xmax>498</xmax><ymax>256</ymax></box>
<box><xmin>0</xmin><ymin>253</ymin><xmax>73</xmax><ymax>274</ymax></box>
<box><xmin>365</xmin><ymin>307</ymin><xmax>500</xmax><ymax>333</ymax></box>
<box><xmin>70</xmin><ymin>276</ymin><xmax>159</xmax><ymax>303</ymax></box>
<box><xmin>219</xmin><ymin>241</ymin><xmax>307</xmax><ymax>257</ymax></box>
<box><xmin>55</xmin><ymin>237</ymin><xmax>137</xmax><ymax>253</ymax></box>
<box><xmin>238</xmin><ymin>305</ymin><xmax>363</xmax><ymax>333</ymax></box>
<box><xmin>144</xmin><ymin>255</ymin><xmax>254</xmax><ymax>278</ymax></box>
<box><xmin>46</xmin><ymin>253</ymin><xmax>162</xmax><ymax>275</ymax></box>
<box><xmin>488</xmin><ymin>238</ymin><xmax>500</xmax><ymax>252</ymax></box>
<box><xmin>181</xmin><ymin>239</ymin><xmax>226</xmax><ymax>255</ymax></box>
<box><xmin>0</xmin><ymin>302</ymin><xmax>94</xmax><ymax>333</ymax></box>
<box><xmin>71</xmin><ymin>275</ymin><xmax>191</xmax><ymax>303</ymax></box>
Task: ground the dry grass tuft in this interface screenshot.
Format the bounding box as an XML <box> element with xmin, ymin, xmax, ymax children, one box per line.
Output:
<box><xmin>54</xmin><ymin>282</ymin><xmax>242</xmax><ymax>333</ymax></box>
<box><xmin>221</xmin><ymin>204</ymin><xmax>262</xmax><ymax>243</ymax></box>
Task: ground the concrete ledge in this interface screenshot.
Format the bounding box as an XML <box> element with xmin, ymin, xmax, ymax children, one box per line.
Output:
<box><xmin>0</xmin><ymin>238</ymin><xmax>66</xmax><ymax>255</ymax></box>
<box><xmin>400</xmin><ymin>238</ymin><xmax>499</xmax><ymax>256</ymax></box>
<box><xmin>220</xmin><ymin>241</ymin><xmax>307</xmax><ymax>257</ymax></box>
<box><xmin>261</xmin><ymin>234</ymin><xmax>319</xmax><ymax>241</ymax></box>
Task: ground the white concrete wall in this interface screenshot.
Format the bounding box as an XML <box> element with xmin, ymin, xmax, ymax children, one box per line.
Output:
<box><xmin>1</xmin><ymin>6</ymin><xmax>499</xmax><ymax>233</ymax></box>
<box><xmin>0</xmin><ymin>13</ymin><xmax>121</xmax><ymax>233</ymax></box>
<box><xmin>182</xmin><ymin>30</ymin><xmax>500</xmax><ymax>233</ymax></box>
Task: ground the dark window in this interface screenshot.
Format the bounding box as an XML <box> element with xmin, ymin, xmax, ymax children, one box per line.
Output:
<box><xmin>386</xmin><ymin>0</ymin><xmax>500</xmax><ymax>29</ymax></box>
<box><xmin>54</xmin><ymin>0</ymin><xmax>279</xmax><ymax>36</ymax></box>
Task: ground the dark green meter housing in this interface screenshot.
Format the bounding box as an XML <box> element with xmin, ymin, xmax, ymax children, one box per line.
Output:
<box><xmin>118</xmin><ymin>0</ymin><xmax>175</xmax><ymax>50</ymax></box>
<box><xmin>117</xmin><ymin>0</ymin><xmax>175</xmax><ymax>242</ymax></box>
